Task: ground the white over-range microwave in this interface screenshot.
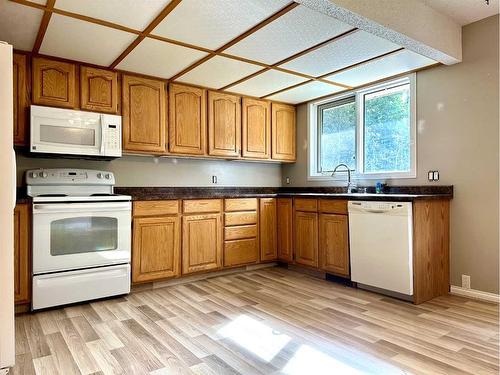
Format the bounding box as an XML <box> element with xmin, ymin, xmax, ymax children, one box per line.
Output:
<box><xmin>30</xmin><ymin>105</ymin><xmax>122</xmax><ymax>158</ymax></box>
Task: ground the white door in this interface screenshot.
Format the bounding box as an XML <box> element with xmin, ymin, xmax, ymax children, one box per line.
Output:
<box><xmin>33</xmin><ymin>201</ymin><xmax>131</xmax><ymax>273</ymax></box>
<box><xmin>0</xmin><ymin>41</ymin><xmax>15</xmax><ymax>371</ymax></box>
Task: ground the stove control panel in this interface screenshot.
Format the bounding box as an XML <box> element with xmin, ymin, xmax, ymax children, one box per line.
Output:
<box><xmin>26</xmin><ymin>169</ymin><xmax>116</xmax><ymax>185</ymax></box>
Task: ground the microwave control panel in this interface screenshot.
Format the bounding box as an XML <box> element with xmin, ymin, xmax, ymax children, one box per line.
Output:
<box><xmin>102</xmin><ymin>114</ymin><xmax>122</xmax><ymax>157</ymax></box>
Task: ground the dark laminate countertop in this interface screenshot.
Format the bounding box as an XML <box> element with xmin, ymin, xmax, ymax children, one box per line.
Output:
<box><xmin>16</xmin><ymin>186</ymin><xmax>453</xmax><ymax>204</ymax></box>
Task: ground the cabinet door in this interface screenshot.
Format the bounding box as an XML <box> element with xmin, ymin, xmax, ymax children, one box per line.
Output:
<box><xmin>14</xmin><ymin>204</ymin><xmax>30</xmax><ymax>304</ymax></box>
<box><xmin>169</xmin><ymin>84</ymin><xmax>206</xmax><ymax>155</ymax></box>
<box><xmin>319</xmin><ymin>214</ymin><xmax>349</xmax><ymax>276</ymax></box>
<box><xmin>208</xmin><ymin>91</ymin><xmax>241</xmax><ymax>157</ymax></box>
<box><xmin>32</xmin><ymin>57</ymin><xmax>76</xmax><ymax>108</ymax></box>
<box><xmin>132</xmin><ymin>216</ymin><xmax>180</xmax><ymax>283</ymax></box>
<box><xmin>260</xmin><ymin>198</ymin><xmax>277</xmax><ymax>261</ymax></box>
<box><xmin>182</xmin><ymin>214</ymin><xmax>222</xmax><ymax>274</ymax></box>
<box><xmin>242</xmin><ymin>98</ymin><xmax>270</xmax><ymax>159</ymax></box>
<box><xmin>13</xmin><ymin>53</ymin><xmax>29</xmax><ymax>146</ymax></box>
<box><xmin>272</xmin><ymin>103</ymin><xmax>296</xmax><ymax>161</ymax></box>
<box><xmin>294</xmin><ymin>211</ymin><xmax>318</xmax><ymax>268</ymax></box>
<box><xmin>277</xmin><ymin>198</ymin><xmax>293</xmax><ymax>262</ymax></box>
<box><xmin>80</xmin><ymin>66</ymin><xmax>118</xmax><ymax>113</ymax></box>
<box><xmin>122</xmin><ymin>75</ymin><xmax>166</xmax><ymax>154</ymax></box>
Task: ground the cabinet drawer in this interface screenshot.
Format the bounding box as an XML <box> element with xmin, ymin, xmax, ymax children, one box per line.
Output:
<box><xmin>225</xmin><ymin>212</ymin><xmax>257</xmax><ymax>226</ymax></box>
<box><xmin>224</xmin><ymin>198</ymin><xmax>258</xmax><ymax>212</ymax></box>
<box><xmin>225</xmin><ymin>225</ymin><xmax>257</xmax><ymax>240</ymax></box>
<box><xmin>133</xmin><ymin>200</ymin><xmax>179</xmax><ymax>217</ymax></box>
<box><xmin>183</xmin><ymin>199</ymin><xmax>222</xmax><ymax>214</ymax></box>
<box><xmin>294</xmin><ymin>198</ymin><xmax>318</xmax><ymax>212</ymax></box>
<box><xmin>224</xmin><ymin>238</ymin><xmax>258</xmax><ymax>267</ymax></box>
<box><xmin>319</xmin><ymin>199</ymin><xmax>348</xmax><ymax>215</ymax></box>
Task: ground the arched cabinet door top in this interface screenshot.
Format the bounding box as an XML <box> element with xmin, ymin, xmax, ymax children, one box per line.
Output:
<box><xmin>32</xmin><ymin>57</ymin><xmax>76</xmax><ymax>108</ymax></box>
<box><xmin>168</xmin><ymin>83</ymin><xmax>207</xmax><ymax>156</ymax></box>
<box><xmin>122</xmin><ymin>75</ymin><xmax>167</xmax><ymax>154</ymax></box>
<box><xmin>208</xmin><ymin>90</ymin><xmax>241</xmax><ymax>158</ymax></box>
<box><xmin>80</xmin><ymin>66</ymin><xmax>118</xmax><ymax>114</ymax></box>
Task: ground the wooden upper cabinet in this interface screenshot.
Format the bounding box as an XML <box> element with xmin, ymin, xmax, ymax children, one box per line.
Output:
<box><xmin>294</xmin><ymin>211</ymin><xmax>318</xmax><ymax>268</ymax></box>
<box><xmin>80</xmin><ymin>66</ymin><xmax>118</xmax><ymax>113</ymax></box>
<box><xmin>169</xmin><ymin>84</ymin><xmax>206</xmax><ymax>155</ymax></box>
<box><xmin>122</xmin><ymin>75</ymin><xmax>166</xmax><ymax>154</ymax></box>
<box><xmin>260</xmin><ymin>198</ymin><xmax>277</xmax><ymax>261</ymax></box>
<box><xmin>13</xmin><ymin>53</ymin><xmax>29</xmax><ymax>146</ymax></box>
<box><xmin>277</xmin><ymin>198</ymin><xmax>293</xmax><ymax>262</ymax></box>
<box><xmin>319</xmin><ymin>214</ymin><xmax>349</xmax><ymax>276</ymax></box>
<box><xmin>132</xmin><ymin>215</ymin><xmax>180</xmax><ymax>283</ymax></box>
<box><xmin>208</xmin><ymin>91</ymin><xmax>241</xmax><ymax>158</ymax></box>
<box><xmin>182</xmin><ymin>213</ymin><xmax>222</xmax><ymax>274</ymax></box>
<box><xmin>272</xmin><ymin>103</ymin><xmax>296</xmax><ymax>161</ymax></box>
<box><xmin>32</xmin><ymin>57</ymin><xmax>76</xmax><ymax>108</ymax></box>
<box><xmin>242</xmin><ymin>98</ymin><xmax>270</xmax><ymax>159</ymax></box>
<box><xmin>14</xmin><ymin>204</ymin><xmax>30</xmax><ymax>304</ymax></box>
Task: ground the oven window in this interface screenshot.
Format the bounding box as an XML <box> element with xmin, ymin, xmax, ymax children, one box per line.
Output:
<box><xmin>50</xmin><ymin>217</ymin><xmax>118</xmax><ymax>256</ymax></box>
<box><xmin>40</xmin><ymin>124</ymin><xmax>96</xmax><ymax>146</ymax></box>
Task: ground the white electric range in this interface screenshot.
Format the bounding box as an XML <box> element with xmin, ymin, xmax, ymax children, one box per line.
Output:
<box><xmin>27</xmin><ymin>168</ymin><xmax>132</xmax><ymax>310</ymax></box>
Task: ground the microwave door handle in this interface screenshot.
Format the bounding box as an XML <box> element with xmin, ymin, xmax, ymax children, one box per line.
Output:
<box><xmin>100</xmin><ymin>115</ymin><xmax>105</xmax><ymax>155</ymax></box>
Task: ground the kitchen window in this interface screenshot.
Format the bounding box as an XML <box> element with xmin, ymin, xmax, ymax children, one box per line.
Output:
<box><xmin>309</xmin><ymin>75</ymin><xmax>416</xmax><ymax>180</ymax></box>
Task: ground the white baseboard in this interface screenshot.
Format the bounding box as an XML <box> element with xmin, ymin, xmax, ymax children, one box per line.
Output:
<box><xmin>450</xmin><ymin>285</ymin><xmax>500</xmax><ymax>303</ymax></box>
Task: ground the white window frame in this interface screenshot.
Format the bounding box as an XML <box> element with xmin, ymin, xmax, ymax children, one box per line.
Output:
<box><xmin>308</xmin><ymin>74</ymin><xmax>417</xmax><ymax>181</ymax></box>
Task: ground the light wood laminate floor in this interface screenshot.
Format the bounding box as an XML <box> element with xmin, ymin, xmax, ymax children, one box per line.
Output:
<box><xmin>13</xmin><ymin>267</ymin><xmax>499</xmax><ymax>375</ymax></box>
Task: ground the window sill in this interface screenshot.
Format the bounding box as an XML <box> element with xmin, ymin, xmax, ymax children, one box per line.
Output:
<box><xmin>307</xmin><ymin>173</ymin><xmax>417</xmax><ymax>182</ymax></box>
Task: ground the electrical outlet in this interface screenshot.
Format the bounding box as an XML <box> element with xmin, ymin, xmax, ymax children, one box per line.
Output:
<box><xmin>433</xmin><ymin>171</ymin><xmax>440</xmax><ymax>181</ymax></box>
<box><xmin>285</xmin><ymin>177</ymin><xmax>291</xmax><ymax>184</ymax></box>
<box><xmin>212</xmin><ymin>175</ymin><xmax>217</xmax><ymax>184</ymax></box>
<box><xmin>462</xmin><ymin>274</ymin><xmax>471</xmax><ymax>289</ymax></box>
<box><xmin>428</xmin><ymin>171</ymin><xmax>434</xmax><ymax>181</ymax></box>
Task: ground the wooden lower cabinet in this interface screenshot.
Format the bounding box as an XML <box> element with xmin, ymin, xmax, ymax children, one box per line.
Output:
<box><xmin>182</xmin><ymin>213</ymin><xmax>222</xmax><ymax>274</ymax></box>
<box><xmin>319</xmin><ymin>214</ymin><xmax>349</xmax><ymax>276</ymax></box>
<box><xmin>132</xmin><ymin>216</ymin><xmax>180</xmax><ymax>283</ymax></box>
<box><xmin>277</xmin><ymin>198</ymin><xmax>293</xmax><ymax>262</ymax></box>
<box><xmin>14</xmin><ymin>204</ymin><xmax>30</xmax><ymax>304</ymax></box>
<box><xmin>294</xmin><ymin>211</ymin><xmax>319</xmax><ymax>267</ymax></box>
<box><xmin>260</xmin><ymin>198</ymin><xmax>277</xmax><ymax>261</ymax></box>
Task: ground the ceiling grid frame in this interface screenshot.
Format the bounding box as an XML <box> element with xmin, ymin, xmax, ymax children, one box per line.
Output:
<box><xmin>6</xmin><ymin>0</ymin><xmax>438</xmax><ymax>104</ymax></box>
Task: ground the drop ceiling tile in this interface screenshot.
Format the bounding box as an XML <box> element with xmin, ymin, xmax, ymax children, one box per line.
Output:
<box><xmin>225</xmin><ymin>5</ymin><xmax>353</xmax><ymax>65</ymax></box>
<box><xmin>325</xmin><ymin>50</ymin><xmax>436</xmax><ymax>87</ymax></box>
<box><xmin>40</xmin><ymin>15</ymin><xmax>136</xmax><ymax>66</ymax></box>
<box><xmin>228</xmin><ymin>70</ymin><xmax>308</xmax><ymax>98</ymax></box>
<box><xmin>176</xmin><ymin>56</ymin><xmax>263</xmax><ymax>89</ymax></box>
<box><xmin>152</xmin><ymin>0</ymin><xmax>290</xmax><ymax>50</ymax></box>
<box><xmin>266</xmin><ymin>81</ymin><xmax>344</xmax><ymax>104</ymax></box>
<box><xmin>117</xmin><ymin>37</ymin><xmax>208</xmax><ymax>79</ymax></box>
<box><xmin>0</xmin><ymin>1</ymin><xmax>43</xmax><ymax>50</ymax></box>
<box><xmin>56</xmin><ymin>0</ymin><xmax>172</xmax><ymax>30</ymax></box>
<box><xmin>280</xmin><ymin>31</ymin><xmax>400</xmax><ymax>77</ymax></box>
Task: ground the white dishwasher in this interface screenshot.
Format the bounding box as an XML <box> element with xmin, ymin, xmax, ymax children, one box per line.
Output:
<box><xmin>348</xmin><ymin>201</ymin><xmax>413</xmax><ymax>299</ymax></box>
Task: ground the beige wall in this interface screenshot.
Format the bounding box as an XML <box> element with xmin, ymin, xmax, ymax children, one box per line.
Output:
<box><xmin>16</xmin><ymin>154</ymin><xmax>282</xmax><ymax>187</ymax></box>
<box><xmin>283</xmin><ymin>15</ymin><xmax>499</xmax><ymax>294</ymax></box>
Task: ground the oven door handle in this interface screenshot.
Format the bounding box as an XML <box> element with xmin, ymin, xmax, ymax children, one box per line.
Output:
<box><xmin>33</xmin><ymin>202</ymin><xmax>131</xmax><ymax>213</ymax></box>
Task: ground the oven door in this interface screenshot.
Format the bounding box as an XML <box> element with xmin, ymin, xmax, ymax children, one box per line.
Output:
<box><xmin>32</xmin><ymin>201</ymin><xmax>131</xmax><ymax>274</ymax></box>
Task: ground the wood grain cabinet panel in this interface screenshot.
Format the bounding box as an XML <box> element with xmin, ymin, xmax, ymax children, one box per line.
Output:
<box><xmin>169</xmin><ymin>84</ymin><xmax>206</xmax><ymax>155</ymax></box>
<box><xmin>80</xmin><ymin>66</ymin><xmax>118</xmax><ymax>113</ymax></box>
<box><xmin>277</xmin><ymin>198</ymin><xmax>293</xmax><ymax>262</ymax></box>
<box><xmin>224</xmin><ymin>198</ymin><xmax>257</xmax><ymax>212</ymax></box>
<box><xmin>208</xmin><ymin>91</ymin><xmax>241</xmax><ymax>157</ymax></box>
<box><xmin>182</xmin><ymin>213</ymin><xmax>222</xmax><ymax>274</ymax></box>
<box><xmin>224</xmin><ymin>238</ymin><xmax>259</xmax><ymax>267</ymax></box>
<box><xmin>14</xmin><ymin>204</ymin><xmax>30</xmax><ymax>304</ymax></box>
<box><xmin>132</xmin><ymin>216</ymin><xmax>180</xmax><ymax>283</ymax></box>
<box><xmin>13</xmin><ymin>53</ymin><xmax>29</xmax><ymax>146</ymax></box>
<box><xmin>271</xmin><ymin>103</ymin><xmax>296</xmax><ymax>161</ymax></box>
<box><xmin>122</xmin><ymin>75</ymin><xmax>166</xmax><ymax>154</ymax></box>
<box><xmin>133</xmin><ymin>200</ymin><xmax>179</xmax><ymax>217</ymax></box>
<box><xmin>32</xmin><ymin>57</ymin><xmax>76</xmax><ymax>108</ymax></box>
<box><xmin>319</xmin><ymin>214</ymin><xmax>349</xmax><ymax>276</ymax></box>
<box><xmin>294</xmin><ymin>211</ymin><xmax>318</xmax><ymax>268</ymax></box>
<box><xmin>242</xmin><ymin>98</ymin><xmax>270</xmax><ymax>159</ymax></box>
<box><xmin>260</xmin><ymin>198</ymin><xmax>277</xmax><ymax>261</ymax></box>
